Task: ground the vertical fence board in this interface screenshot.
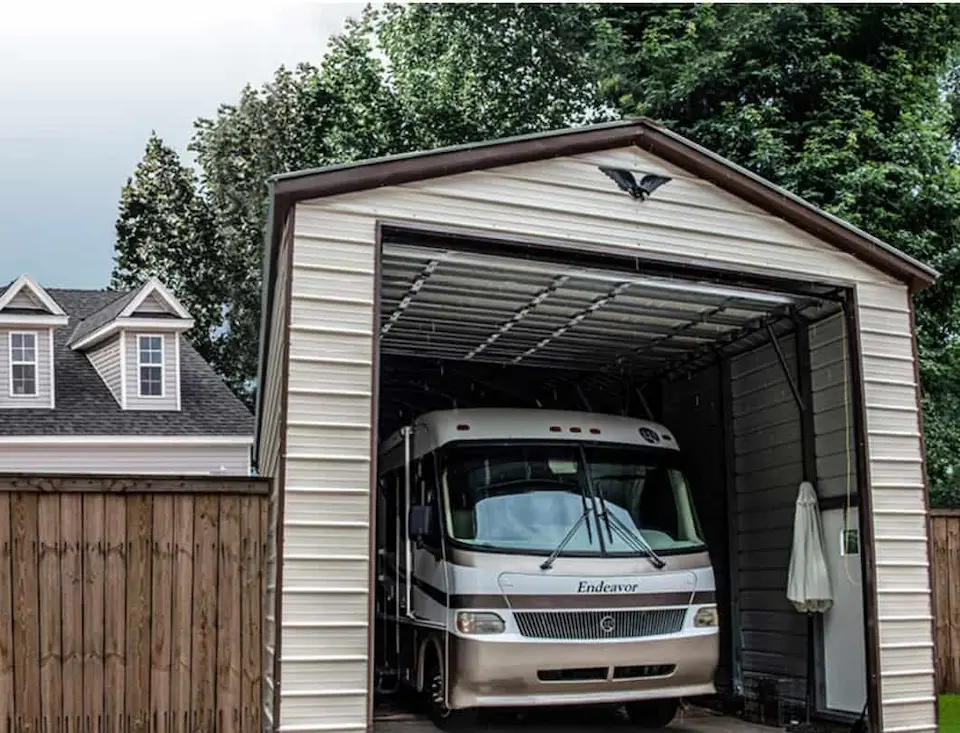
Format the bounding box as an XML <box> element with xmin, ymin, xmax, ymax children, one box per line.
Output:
<box><xmin>934</xmin><ymin>514</ymin><xmax>951</xmax><ymax>693</ymax></box>
<box><xmin>125</xmin><ymin>496</ymin><xmax>152</xmax><ymax>733</ymax></box>
<box><xmin>37</xmin><ymin>495</ymin><xmax>62</xmax><ymax>723</ymax></box>
<box><xmin>191</xmin><ymin>496</ymin><xmax>220</xmax><ymax>726</ymax></box>
<box><xmin>0</xmin><ymin>484</ymin><xmax>266</xmax><ymax>733</ymax></box>
<box><xmin>0</xmin><ymin>494</ymin><xmax>13</xmax><ymax>726</ymax></box>
<box><xmin>83</xmin><ymin>494</ymin><xmax>106</xmax><ymax>730</ymax></box>
<box><xmin>11</xmin><ymin>493</ymin><xmax>41</xmax><ymax>732</ymax></box>
<box><xmin>947</xmin><ymin>514</ymin><xmax>960</xmax><ymax>696</ymax></box>
<box><xmin>150</xmin><ymin>496</ymin><xmax>174</xmax><ymax>732</ymax></box>
<box><xmin>103</xmin><ymin>495</ymin><xmax>127</xmax><ymax>731</ymax></box>
<box><xmin>60</xmin><ymin>494</ymin><xmax>84</xmax><ymax>726</ymax></box>
<box><xmin>169</xmin><ymin>495</ymin><xmax>195</xmax><ymax>729</ymax></box>
<box><xmin>239</xmin><ymin>497</ymin><xmax>262</xmax><ymax>733</ymax></box>
<box><xmin>217</xmin><ymin>498</ymin><xmax>242</xmax><ymax>733</ymax></box>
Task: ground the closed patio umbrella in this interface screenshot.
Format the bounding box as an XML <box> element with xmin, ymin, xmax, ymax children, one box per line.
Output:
<box><xmin>787</xmin><ymin>481</ymin><xmax>833</xmax><ymax>613</ymax></box>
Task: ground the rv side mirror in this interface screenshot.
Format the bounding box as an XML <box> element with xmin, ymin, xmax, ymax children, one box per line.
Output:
<box><xmin>408</xmin><ymin>504</ymin><xmax>436</xmax><ymax>541</ymax></box>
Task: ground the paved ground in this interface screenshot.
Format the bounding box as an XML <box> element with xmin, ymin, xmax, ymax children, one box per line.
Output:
<box><xmin>374</xmin><ymin>704</ymin><xmax>783</xmax><ymax>733</ymax></box>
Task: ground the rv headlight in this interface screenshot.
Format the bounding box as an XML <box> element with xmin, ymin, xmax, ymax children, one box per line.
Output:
<box><xmin>456</xmin><ymin>611</ymin><xmax>506</xmax><ymax>635</ymax></box>
<box><xmin>694</xmin><ymin>606</ymin><xmax>719</xmax><ymax>628</ymax></box>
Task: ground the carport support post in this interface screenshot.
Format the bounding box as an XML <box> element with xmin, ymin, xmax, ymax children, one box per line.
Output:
<box><xmin>768</xmin><ymin>322</ymin><xmax>821</xmax><ymax>721</ymax></box>
<box><xmin>794</xmin><ymin>321</ymin><xmax>822</xmax><ymax>723</ymax></box>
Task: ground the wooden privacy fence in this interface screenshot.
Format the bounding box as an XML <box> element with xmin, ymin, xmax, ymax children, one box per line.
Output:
<box><xmin>932</xmin><ymin>508</ymin><xmax>960</xmax><ymax>694</ymax></box>
<box><xmin>0</xmin><ymin>475</ymin><xmax>269</xmax><ymax>733</ymax></box>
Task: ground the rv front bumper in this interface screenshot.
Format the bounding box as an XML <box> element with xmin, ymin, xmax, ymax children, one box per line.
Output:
<box><xmin>446</xmin><ymin>628</ymin><xmax>719</xmax><ymax>709</ymax></box>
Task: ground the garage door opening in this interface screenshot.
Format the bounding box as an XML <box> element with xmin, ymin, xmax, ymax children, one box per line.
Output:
<box><xmin>370</xmin><ymin>225</ymin><xmax>872</xmax><ymax>731</ymax></box>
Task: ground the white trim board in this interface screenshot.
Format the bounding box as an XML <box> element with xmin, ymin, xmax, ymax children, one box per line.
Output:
<box><xmin>0</xmin><ymin>275</ymin><xmax>67</xmax><ymax>316</ymax></box>
<box><xmin>121</xmin><ymin>278</ymin><xmax>191</xmax><ymax>320</ymax></box>
<box><xmin>0</xmin><ymin>435</ymin><xmax>253</xmax><ymax>445</ymax></box>
<box><xmin>70</xmin><ymin>316</ymin><xmax>194</xmax><ymax>351</ymax></box>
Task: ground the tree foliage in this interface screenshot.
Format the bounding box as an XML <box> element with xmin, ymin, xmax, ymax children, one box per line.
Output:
<box><xmin>113</xmin><ymin>2</ymin><xmax>960</xmax><ymax>502</ymax></box>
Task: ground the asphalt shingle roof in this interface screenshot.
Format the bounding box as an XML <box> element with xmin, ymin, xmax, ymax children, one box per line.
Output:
<box><xmin>0</xmin><ymin>289</ymin><xmax>254</xmax><ymax>436</ymax></box>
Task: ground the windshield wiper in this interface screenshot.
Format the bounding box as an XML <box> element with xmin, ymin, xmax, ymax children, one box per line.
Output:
<box><xmin>540</xmin><ymin>504</ymin><xmax>594</xmax><ymax>571</ymax></box>
<box><xmin>597</xmin><ymin>505</ymin><xmax>666</xmax><ymax>569</ymax></box>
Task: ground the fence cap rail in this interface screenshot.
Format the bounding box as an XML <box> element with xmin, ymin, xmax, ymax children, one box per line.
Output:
<box><xmin>0</xmin><ymin>473</ymin><xmax>269</xmax><ymax>495</ymax></box>
<box><xmin>930</xmin><ymin>508</ymin><xmax>960</xmax><ymax>517</ymax></box>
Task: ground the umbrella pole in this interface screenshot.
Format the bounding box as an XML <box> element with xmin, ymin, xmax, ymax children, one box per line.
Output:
<box><xmin>805</xmin><ymin>612</ymin><xmax>814</xmax><ymax>724</ymax></box>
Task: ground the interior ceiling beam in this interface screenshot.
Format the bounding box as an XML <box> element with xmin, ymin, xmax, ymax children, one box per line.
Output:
<box><xmin>511</xmin><ymin>281</ymin><xmax>632</xmax><ymax>365</ymax></box>
<box><xmin>379</xmin><ymin>257</ymin><xmax>443</xmax><ymax>338</ymax></box>
<box><xmin>648</xmin><ymin>305</ymin><xmax>803</xmax><ymax>385</ymax></box>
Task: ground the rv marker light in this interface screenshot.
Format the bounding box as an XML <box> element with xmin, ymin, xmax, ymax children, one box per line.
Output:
<box><xmin>590</xmin><ymin>428</ymin><xmax>602</xmax><ymax>435</ymax></box>
<box><xmin>569</xmin><ymin>426</ymin><xmax>582</xmax><ymax>433</ymax></box>
<box><xmin>456</xmin><ymin>424</ymin><xmax>470</xmax><ymax>431</ymax></box>
<box><xmin>549</xmin><ymin>426</ymin><xmax>562</xmax><ymax>432</ymax></box>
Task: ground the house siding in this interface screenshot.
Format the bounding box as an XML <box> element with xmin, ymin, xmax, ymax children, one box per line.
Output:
<box><xmin>124</xmin><ymin>331</ymin><xmax>179</xmax><ymax>411</ymax></box>
<box><xmin>87</xmin><ymin>334</ymin><xmax>123</xmax><ymax>405</ymax></box>
<box><xmin>0</xmin><ymin>327</ymin><xmax>52</xmax><ymax>409</ymax></box>
<box><xmin>260</xmin><ymin>145</ymin><xmax>932</xmax><ymax>731</ymax></box>
<box><xmin>0</xmin><ymin>442</ymin><xmax>250</xmax><ymax>474</ymax></box>
<box><xmin>6</xmin><ymin>289</ymin><xmax>42</xmax><ymax>310</ymax></box>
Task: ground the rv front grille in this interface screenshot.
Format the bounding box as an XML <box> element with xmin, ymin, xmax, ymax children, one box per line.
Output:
<box><xmin>514</xmin><ymin>608</ymin><xmax>686</xmax><ymax>640</ymax></box>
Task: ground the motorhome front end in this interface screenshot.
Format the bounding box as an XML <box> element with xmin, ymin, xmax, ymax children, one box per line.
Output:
<box><xmin>374</xmin><ymin>408</ymin><xmax>719</xmax><ymax>728</ymax></box>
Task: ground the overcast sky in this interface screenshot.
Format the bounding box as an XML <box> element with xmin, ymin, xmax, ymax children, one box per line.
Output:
<box><xmin>0</xmin><ymin>0</ymin><xmax>363</xmax><ymax>288</ymax></box>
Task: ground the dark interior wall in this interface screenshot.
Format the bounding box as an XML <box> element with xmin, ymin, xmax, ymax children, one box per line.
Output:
<box><xmin>729</xmin><ymin>335</ymin><xmax>808</xmax><ymax>704</ymax></box>
<box><xmin>660</xmin><ymin>364</ymin><xmax>733</xmax><ymax>695</ymax></box>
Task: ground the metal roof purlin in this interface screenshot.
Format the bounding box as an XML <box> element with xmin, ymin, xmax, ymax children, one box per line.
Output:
<box><xmin>379</xmin><ymin>256</ymin><xmax>443</xmax><ymax>338</ymax></box>
<box><xmin>463</xmin><ymin>274</ymin><xmax>569</xmax><ymax>361</ymax></box>
<box><xmin>512</xmin><ymin>281</ymin><xmax>632</xmax><ymax>365</ymax></box>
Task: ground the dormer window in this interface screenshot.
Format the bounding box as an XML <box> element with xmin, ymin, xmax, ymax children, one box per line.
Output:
<box><xmin>138</xmin><ymin>335</ymin><xmax>164</xmax><ymax>397</ymax></box>
<box><xmin>10</xmin><ymin>332</ymin><xmax>38</xmax><ymax>397</ymax></box>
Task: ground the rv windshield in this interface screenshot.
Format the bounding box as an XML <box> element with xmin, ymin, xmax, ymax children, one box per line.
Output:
<box><xmin>439</xmin><ymin>442</ymin><xmax>704</xmax><ymax>556</ymax></box>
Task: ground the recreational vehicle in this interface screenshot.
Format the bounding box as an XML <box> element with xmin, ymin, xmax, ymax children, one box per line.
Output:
<box><xmin>374</xmin><ymin>408</ymin><xmax>719</xmax><ymax>729</ymax></box>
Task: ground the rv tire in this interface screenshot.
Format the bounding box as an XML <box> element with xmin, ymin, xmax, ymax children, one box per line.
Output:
<box><xmin>423</xmin><ymin>649</ymin><xmax>475</xmax><ymax>731</ymax></box>
<box><xmin>624</xmin><ymin>698</ymin><xmax>679</xmax><ymax>728</ymax></box>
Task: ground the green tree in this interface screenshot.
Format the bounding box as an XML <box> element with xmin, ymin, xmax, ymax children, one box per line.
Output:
<box><xmin>112</xmin><ymin>134</ymin><xmax>224</xmax><ymax>369</ymax></box>
<box><xmin>604</xmin><ymin>3</ymin><xmax>960</xmax><ymax>502</ymax></box>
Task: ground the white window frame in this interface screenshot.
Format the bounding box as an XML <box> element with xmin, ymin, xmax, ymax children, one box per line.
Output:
<box><xmin>9</xmin><ymin>331</ymin><xmax>38</xmax><ymax>398</ymax></box>
<box><xmin>137</xmin><ymin>334</ymin><xmax>165</xmax><ymax>398</ymax></box>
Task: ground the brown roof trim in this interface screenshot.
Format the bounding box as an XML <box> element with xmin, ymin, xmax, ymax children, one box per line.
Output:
<box><xmin>268</xmin><ymin>119</ymin><xmax>936</xmax><ymax>292</ymax></box>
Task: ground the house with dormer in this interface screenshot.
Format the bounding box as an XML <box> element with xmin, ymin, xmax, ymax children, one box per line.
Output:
<box><xmin>0</xmin><ymin>275</ymin><xmax>253</xmax><ymax>474</ymax></box>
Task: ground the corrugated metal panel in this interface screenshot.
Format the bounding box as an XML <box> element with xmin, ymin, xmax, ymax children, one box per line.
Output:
<box><xmin>661</xmin><ymin>364</ymin><xmax>734</xmax><ymax>693</ymax></box>
<box><xmin>318</xmin><ymin>147</ymin><xmax>897</xmax><ymax>288</ymax></box>
<box><xmin>276</xmin><ymin>210</ymin><xmax>376</xmax><ymax>732</ymax></box>
<box><xmin>730</xmin><ymin>337</ymin><xmax>807</xmax><ymax>701</ymax></box>
<box><xmin>123</xmin><ymin>331</ymin><xmax>179</xmax><ymax>411</ymax></box>
<box><xmin>0</xmin><ymin>442</ymin><xmax>249</xmax><ymax>474</ymax></box>
<box><xmin>0</xmin><ymin>327</ymin><xmax>52</xmax><ymax>409</ymax></box>
<box><xmin>87</xmin><ymin>334</ymin><xmax>122</xmax><ymax>405</ymax></box>
<box><xmin>857</xmin><ymin>282</ymin><xmax>936</xmax><ymax>732</ymax></box>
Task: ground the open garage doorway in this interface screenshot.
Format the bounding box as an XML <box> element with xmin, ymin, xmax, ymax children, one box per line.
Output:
<box><xmin>369</xmin><ymin>226</ymin><xmax>871</xmax><ymax>732</ymax></box>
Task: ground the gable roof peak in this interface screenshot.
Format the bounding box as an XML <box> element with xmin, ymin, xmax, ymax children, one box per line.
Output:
<box><xmin>0</xmin><ymin>275</ymin><xmax>67</xmax><ymax>316</ymax></box>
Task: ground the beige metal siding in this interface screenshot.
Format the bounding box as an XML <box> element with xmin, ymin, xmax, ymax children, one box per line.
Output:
<box><xmin>87</xmin><ymin>334</ymin><xmax>123</xmax><ymax>405</ymax></box>
<box><xmin>0</xmin><ymin>442</ymin><xmax>250</xmax><ymax>474</ymax></box>
<box><xmin>857</xmin><ymin>283</ymin><xmax>935</xmax><ymax>732</ymax></box>
<box><xmin>274</xmin><ymin>209</ymin><xmax>375</xmax><ymax>732</ymax></box>
<box><xmin>0</xmin><ymin>327</ymin><xmax>52</xmax><ymax>408</ymax></box>
<box><xmin>267</xmin><ymin>146</ymin><xmax>933</xmax><ymax>731</ymax></box>
<box><xmin>124</xmin><ymin>331</ymin><xmax>179</xmax><ymax>410</ymax></box>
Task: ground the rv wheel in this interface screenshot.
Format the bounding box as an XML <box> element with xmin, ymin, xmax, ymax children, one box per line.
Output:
<box><xmin>424</xmin><ymin>651</ymin><xmax>475</xmax><ymax>731</ymax></box>
<box><xmin>624</xmin><ymin>698</ymin><xmax>679</xmax><ymax>728</ymax></box>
